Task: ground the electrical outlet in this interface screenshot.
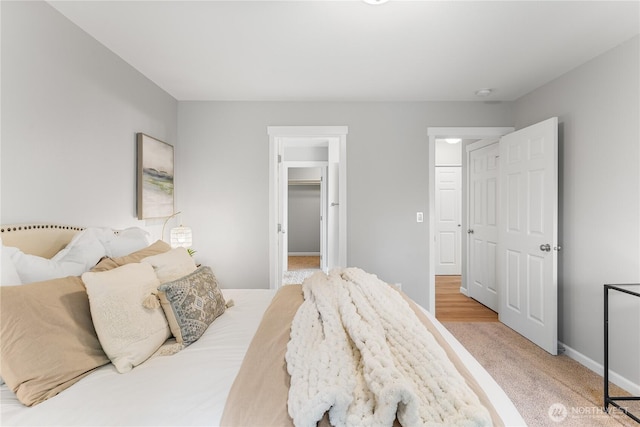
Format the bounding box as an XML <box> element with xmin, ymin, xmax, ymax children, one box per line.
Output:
<box><xmin>416</xmin><ymin>212</ymin><xmax>424</xmax><ymax>223</ymax></box>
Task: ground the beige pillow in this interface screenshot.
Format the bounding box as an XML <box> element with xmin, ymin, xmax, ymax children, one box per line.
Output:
<box><xmin>91</xmin><ymin>240</ymin><xmax>171</xmax><ymax>272</ymax></box>
<box><xmin>82</xmin><ymin>263</ymin><xmax>170</xmax><ymax>373</ymax></box>
<box><xmin>141</xmin><ymin>247</ymin><xmax>197</xmax><ymax>283</ymax></box>
<box><xmin>0</xmin><ymin>276</ymin><xmax>110</xmax><ymax>406</ymax></box>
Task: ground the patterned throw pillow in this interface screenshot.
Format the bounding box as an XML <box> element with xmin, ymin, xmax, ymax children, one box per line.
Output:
<box><xmin>157</xmin><ymin>266</ymin><xmax>226</xmax><ymax>345</ymax></box>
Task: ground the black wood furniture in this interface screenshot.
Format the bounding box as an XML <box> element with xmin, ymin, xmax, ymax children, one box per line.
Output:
<box><xmin>604</xmin><ymin>283</ymin><xmax>640</xmax><ymax>423</ymax></box>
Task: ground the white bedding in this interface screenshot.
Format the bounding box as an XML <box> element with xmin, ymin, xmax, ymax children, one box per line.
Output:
<box><xmin>0</xmin><ymin>288</ymin><xmax>525</xmax><ymax>427</ymax></box>
<box><xmin>1</xmin><ymin>289</ymin><xmax>274</xmax><ymax>426</ymax></box>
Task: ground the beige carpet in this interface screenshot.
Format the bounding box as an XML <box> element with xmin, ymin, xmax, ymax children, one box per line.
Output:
<box><xmin>443</xmin><ymin>322</ymin><xmax>639</xmax><ymax>427</ymax></box>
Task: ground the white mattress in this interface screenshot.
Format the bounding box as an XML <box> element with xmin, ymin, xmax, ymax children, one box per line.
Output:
<box><xmin>0</xmin><ymin>288</ymin><xmax>525</xmax><ymax>426</ymax></box>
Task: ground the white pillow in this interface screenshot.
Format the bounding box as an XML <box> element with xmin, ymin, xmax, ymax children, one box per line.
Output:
<box><xmin>141</xmin><ymin>247</ymin><xmax>197</xmax><ymax>283</ymax></box>
<box><xmin>103</xmin><ymin>227</ymin><xmax>151</xmax><ymax>258</ymax></box>
<box><xmin>11</xmin><ymin>250</ymin><xmax>86</xmax><ymax>284</ymax></box>
<box><xmin>1</xmin><ymin>241</ymin><xmax>22</xmax><ymax>286</ymax></box>
<box><xmin>51</xmin><ymin>228</ymin><xmax>108</xmax><ymax>271</ymax></box>
<box><xmin>81</xmin><ymin>263</ymin><xmax>170</xmax><ymax>373</ymax></box>
<box><xmin>10</xmin><ymin>228</ymin><xmax>110</xmax><ymax>284</ymax></box>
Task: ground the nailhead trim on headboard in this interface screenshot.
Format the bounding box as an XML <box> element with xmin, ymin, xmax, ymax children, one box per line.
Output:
<box><xmin>0</xmin><ymin>224</ymin><xmax>85</xmax><ymax>233</ymax></box>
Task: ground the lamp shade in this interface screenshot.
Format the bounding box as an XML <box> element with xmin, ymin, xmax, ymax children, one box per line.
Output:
<box><xmin>170</xmin><ymin>226</ymin><xmax>192</xmax><ymax>248</ymax></box>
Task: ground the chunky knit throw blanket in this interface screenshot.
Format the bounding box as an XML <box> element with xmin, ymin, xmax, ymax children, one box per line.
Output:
<box><xmin>285</xmin><ymin>268</ymin><xmax>493</xmax><ymax>427</ymax></box>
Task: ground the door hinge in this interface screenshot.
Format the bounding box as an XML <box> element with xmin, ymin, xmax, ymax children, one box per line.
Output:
<box><xmin>278</xmin><ymin>154</ymin><xmax>282</xmax><ymax>163</ymax></box>
<box><xmin>277</xmin><ymin>223</ymin><xmax>282</xmax><ymax>233</ymax></box>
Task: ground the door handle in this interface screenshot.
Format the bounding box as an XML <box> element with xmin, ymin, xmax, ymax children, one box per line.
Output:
<box><xmin>539</xmin><ymin>243</ymin><xmax>551</xmax><ymax>252</ymax></box>
<box><xmin>467</xmin><ymin>229</ymin><xmax>474</xmax><ymax>234</ymax></box>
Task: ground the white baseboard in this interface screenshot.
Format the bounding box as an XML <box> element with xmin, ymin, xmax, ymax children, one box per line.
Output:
<box><xmin>459</xmin><ymin>286</ymin><xmax>469</xmax><ymax>296</ymax></box>
<box><xmin>560</xmin><ymin>341</ymin><xmax>640</xmax><ymax>396</ymax></box>
<box><xmin>288</xmin><ymin>252</ymin><xmax>320</xmax><ymax>256</ymax></box>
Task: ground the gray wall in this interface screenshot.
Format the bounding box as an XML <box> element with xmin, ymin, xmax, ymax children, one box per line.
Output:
<box><xmin>1</xmin><ymin>1</ymin><xmax>178</xmax><ymax>234</ymax></box>
<box><xmin>514</xmin><ymin>36</ymin><xmax>639</xmax><ymax>389</ymax></box>
<box><xmin>288</xmin><ymin>168</ymin><xmax>322</xmax><ymax>254</ymax></box>
<box><xmin>3</xmin><ymin>0</ymin><xmax>637</xmax><ymax>394</ymax></box>
<box><xmin>288</xmin><ymin>184</ymin><xmax>321</xmax><ymax>254</ymax></box>
<box><xmin>177</xmin><ymin>101</ymin><xmax>514</xmax><ymax>306</ymax></box>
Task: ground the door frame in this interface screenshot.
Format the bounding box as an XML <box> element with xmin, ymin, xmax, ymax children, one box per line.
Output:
<box><xmin>427</xmin><ymin>127</ymin><xmax>514</xmax><ymax>314</ymax></box>
<box><xmin>268</xmin><ymin>126</ymin><xmax>348</xmax><ymax>290</ymax></box>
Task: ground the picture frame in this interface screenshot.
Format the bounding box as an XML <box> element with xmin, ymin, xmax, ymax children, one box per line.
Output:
<box><xmin>137</xmin><ymin>133</ymin><xmax>174</xmax><ymax>220</ymax></box>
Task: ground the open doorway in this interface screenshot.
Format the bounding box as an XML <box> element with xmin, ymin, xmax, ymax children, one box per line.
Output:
<box><xmin>284</xmin><ymin>167</ymin><xmax>323</xmax><ymax>284</ymax></box>
<box><xmin>429</xmin><ymin>121</ymin><xmax>560</xmax><ymax>355</ymax></box>
<box><xmin>434</xmin><ymin>136</ymin><xmax>498</xmax><ymax>322</ymax></box>
<box><xmin>434</xmin><ymin>138</ymin><xmax>463</xmax><ymax>276</ymax></box>
<box><xmin>427</xmin><ymin>127</ymin><xmax>514</xmax><ymax>315</ymax></box>
<box><xmin>268</xmin><ymin>126</ymin><xmax>348</xmax><ymax>290</ymax></box>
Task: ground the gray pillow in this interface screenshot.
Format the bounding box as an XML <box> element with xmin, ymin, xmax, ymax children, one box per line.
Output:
<box><xmin>157</xmin><ymin>266</ymin><xmax>226</xmax><ymax>345</ymax></box>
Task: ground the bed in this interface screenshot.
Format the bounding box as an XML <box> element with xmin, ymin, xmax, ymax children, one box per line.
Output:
<box><xmin>0</xmin><ymin>224</ymin><xmax>526</xmax><ymax>426</ymax></box>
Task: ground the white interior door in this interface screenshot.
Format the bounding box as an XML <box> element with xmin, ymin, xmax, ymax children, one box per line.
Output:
<box><xmin>278</xmin><ymin>163</ymin><xmax>289</xmax><ymax>275</ymax></box>
<box><xmin>435</xmin><ymin>167</ymin><xmax>461</xmax><ymax>275</ymax></box>
<box><xmin>498</xmin><ymin>117</ymin><xmax>558</xmax><ymax>355</ymax></box>
<box><xmin>320</xmin><ymin>167</ymin><xmax>328</xmax><ymax>271</ymax></box>
<box><xmin>326</xmin><ymin>162</ymin><xmax>340</xmax><ymax>271</ymax></box>
<box><xmin>467</xmin><ymin>142</ymin><xmax>499</xmax><ymax>311</ymax></box>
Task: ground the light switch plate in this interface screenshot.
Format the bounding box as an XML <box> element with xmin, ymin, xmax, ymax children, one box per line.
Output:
<box><xmin>416</xmin><ymin>212</ymin><xmax>424</xmax><ymax>223</ymax></box>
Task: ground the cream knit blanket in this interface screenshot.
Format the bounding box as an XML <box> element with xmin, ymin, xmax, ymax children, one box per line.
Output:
<box><xmin>285</xmin><ymin>268</ymin><xmax>493</xmax><ymax>427</ymax></box>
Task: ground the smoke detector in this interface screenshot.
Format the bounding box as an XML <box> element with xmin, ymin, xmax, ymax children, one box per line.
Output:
<box><xmin>475</xmin><ymin>88</ymin><xmax>493</xmax><ymax>97</ymax></box>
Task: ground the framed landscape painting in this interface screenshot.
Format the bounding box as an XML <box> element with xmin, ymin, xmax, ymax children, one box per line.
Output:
<box><xmin>137</xmin><ymin>133</ymin><xmax>174</xmax><ymax>219</ymax></box>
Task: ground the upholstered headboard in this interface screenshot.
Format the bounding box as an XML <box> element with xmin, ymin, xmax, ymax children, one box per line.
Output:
<box><xmin>0</xmin><ymin>224</ymin><xmax>84</xmax><ymax>259</ymax></box>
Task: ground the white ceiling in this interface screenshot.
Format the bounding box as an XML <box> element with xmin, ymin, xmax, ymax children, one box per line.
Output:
<box><xmin>48</xmin><ymin>0</ymin><xmax>639</xmax><ymax>102</ymax></box>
